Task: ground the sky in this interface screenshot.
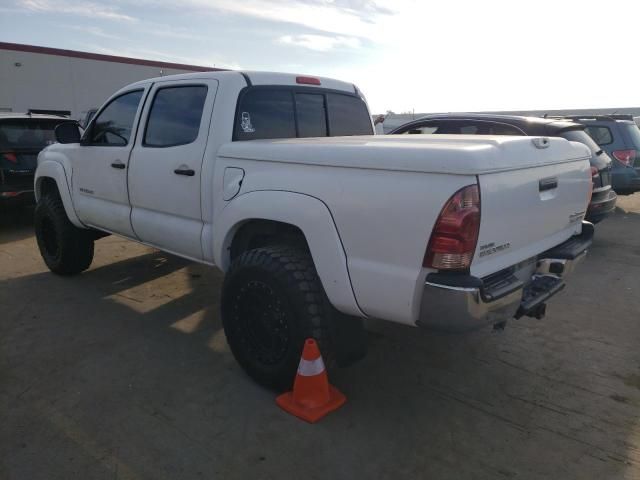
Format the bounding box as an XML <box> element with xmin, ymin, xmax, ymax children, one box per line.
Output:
<box><xmin>1</xmin><ymin>0</ymin><xmax>639</xmax><ymax>114</ymax></box>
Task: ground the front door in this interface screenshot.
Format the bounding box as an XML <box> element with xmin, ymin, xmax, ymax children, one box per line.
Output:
<box><xmin>128</xmin><ymin>79</ymin><xmax>218</xmax><ymax>260</ymax></box>
<box><xmin>72</xmin><ymin>88</ymin><xmax>148</xmax><ymax>237</ymax></box>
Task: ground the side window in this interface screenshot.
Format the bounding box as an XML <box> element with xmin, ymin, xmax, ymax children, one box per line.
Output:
<box><xmin>235</xmin><ymin>89</ymin><xmax>295</xmax><ymax>140</ymax></box>
<box><xmin>400</xmin><ymin>124</ymin><xmax>439</xmax><ymax>134</ymax></box>
<box><xmin>459</xmin><ymin>124</ymin><xmax>480</xmax><ymax>134</ymax></box>
<box><xmin>295</xmin><ymin>93</ymin><xmax>327</xmax><ymax>138</ymax></box>
<box><xmin>326</xmin><ymin>93</ymin><xmax>373</xmax><ymax>136</ymax></box>
<box><xmin>585</xmin><ymin>126</ymin><xmax>613</xmax><ymax>146</ymax></box>
<box><xmin>431</xmin><ymin>121</ymin><xmax>470</xmax><ymax>134</ymax></box>
<box><xmin>144</xmin><ymin>85</ymin><xmax>208</xmax><ymax>147</ymax></box>
<box><xmin>487</xmin><ymin>123</ymin><xmax>523</xmax><ymax>135</ymax></box>
<box><xmin>89</xmin><ymin>90</ymin><xmax>143</xmax><ymax>146</ymax></box>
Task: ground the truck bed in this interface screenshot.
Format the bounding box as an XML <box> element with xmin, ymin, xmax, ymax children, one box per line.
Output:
<box><xmin>218</xmin><ymin>134</ymin><xmax>590</xmax><ymax>175</ymax></box>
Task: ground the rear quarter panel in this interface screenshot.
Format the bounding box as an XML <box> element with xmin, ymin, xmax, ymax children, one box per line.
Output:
<box><xmin>214</xmin><ymin>155</ymin><xmax>476</xmax><ymax>324</ymax></box>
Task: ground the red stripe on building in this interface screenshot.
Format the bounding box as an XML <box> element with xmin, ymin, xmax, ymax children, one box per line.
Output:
<box><xmin>0</xmin><ymin>42</ymin><xmax>226</xmax><ymax>72</ymax></box>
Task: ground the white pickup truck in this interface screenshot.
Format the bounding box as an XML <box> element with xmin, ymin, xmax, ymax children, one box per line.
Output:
<box><xmin>35</xmin><ymin>71</ymin><xmax>594</xmax><ymax>389</ymax></box>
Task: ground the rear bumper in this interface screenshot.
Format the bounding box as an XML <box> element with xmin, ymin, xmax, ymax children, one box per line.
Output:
<box><xmin>611</xmin><ymin>168</ymin><xmax>640</xmax><ymax>192</ymax></box>
<box><xmin>586</xmin><ymin>188</ymin><xmax>617</xmax><ymax>223</ymax></box>
<box><xmin>416</xmin><ymin>222</ymin><xmax>594</xmax><ymax>332</ymax></box>
<box><xmin>0</xmin><ymin>185</ymin><xmax>35</xmax><ymax>205</ymax></box>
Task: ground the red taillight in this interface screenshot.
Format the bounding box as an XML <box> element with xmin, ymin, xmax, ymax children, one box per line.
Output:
<box><xmin>590</xmin><ymin>166</ymin><xmax>599</xmax><ymax>187</ymax></box>
<box><xmin>3</xmin><ymin>152</ymin><xmax>17</xmax><ymax>164</ymax></box>
<box><xmin>612</xmin><ymin>149</ymin><xmax>636</xmax><ymax>166</ymax></box>
<box><xmin>296</xmin><ymin>76</ymin><xmax>321</xmax><ymax>85</ymax></box>
<box><xmin>424</xmin><ymin>184</ymin><xmax>480</xmax><ymax>271</ymax></box>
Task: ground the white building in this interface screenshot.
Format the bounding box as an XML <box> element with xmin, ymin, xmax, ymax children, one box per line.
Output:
<box><xmin>0</xmin><ymin>42</ymin><xmax>223</xmax><ymax>121</ymax></box>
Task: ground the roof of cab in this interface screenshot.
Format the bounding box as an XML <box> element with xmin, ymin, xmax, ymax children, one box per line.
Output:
<box><xmin>0</xmin><ymin>112</ymin><xmax>72</xmax><ymax>121</ymax></box>
<box><xmin>124</xmin><ymin>70</ymin><xmax>357</xmax><ymax>94</ymax></box>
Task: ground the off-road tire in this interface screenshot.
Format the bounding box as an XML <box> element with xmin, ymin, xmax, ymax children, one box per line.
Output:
<box><xmin>221</xmin><ymin>245</ymin><xmax>341</xmax><ymax>391</ymax></box>
<box><xmin>34</xmin><ymin>193</ymin><xmax>94</xmax><ymax>275</ymax></box>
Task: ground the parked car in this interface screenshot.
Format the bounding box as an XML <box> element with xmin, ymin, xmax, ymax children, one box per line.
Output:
<box><xmin>390</xmin><ymin>114</ymin><xmax>617</xmax><ymax>223</ymax></box>
<box><xmin>0</xmin><ymin>112</ymin><xmax>77</xmax><ymax>206</ymax></box>
<box><xmin>551</xmin><ymin>115</ymin><xmax>640</xmax><ymax>194</ymax></box>
<box><xmin>35</xmin><ymin>71</ymin><xmax>593</xmax><ymax>390</ymax></box>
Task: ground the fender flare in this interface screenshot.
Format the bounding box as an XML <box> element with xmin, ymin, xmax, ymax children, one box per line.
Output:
<box><xmin>214</xmin><ymin>190</ymin><xmax>363</xmax><ymax>317</ymax></box>
<box><xmin>34</xmin><ymin>160</ymin><xmax>84</xmax><ymax>228</ymax></box>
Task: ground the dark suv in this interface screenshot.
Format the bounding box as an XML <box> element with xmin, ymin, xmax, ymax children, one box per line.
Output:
<box><xmin>0</xmin><ymin>113</ymin><xmax>76</xmax><ymax>206</ymax></box>
<box><xmin>549</xmin><ymin>115</ymin><xmax>640</xmax><ymax>193</ymax></box>
<box><xmin>390</xmin><ymin>114</ymin><xmax>617</xmax><ymax>223</ymax></box>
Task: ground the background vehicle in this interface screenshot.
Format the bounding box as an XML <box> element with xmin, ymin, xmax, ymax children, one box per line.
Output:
<box><xmin>0</xmin><ymin>112</ymin><xmax>76</xmax><ymax>206</ymax></box>
<box><xmin>553</xmin><ymin>115</ymin><xmax>640</xmax><ymax>194</ymax></box>
<box><xmin>34</xmin><ymin>71</ymin><xmax>592</xmax><ymax>390</ymax></box>
<box><xmin>390</xmin><ymin>114</ymin><xmax>617</xmax><ymax>223</ymax></box>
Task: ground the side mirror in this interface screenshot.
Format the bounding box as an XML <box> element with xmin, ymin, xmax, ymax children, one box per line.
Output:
<box><xmin>55</xmin><ymin>122</ymin><xmax>82</xmax><ymax>144</ymax></box>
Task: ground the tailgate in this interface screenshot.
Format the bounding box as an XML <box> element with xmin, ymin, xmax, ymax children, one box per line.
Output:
<box><xmin>471</xmin><ymin>158</ymin><xmax>591</xmax><ymax>278</ymax></box>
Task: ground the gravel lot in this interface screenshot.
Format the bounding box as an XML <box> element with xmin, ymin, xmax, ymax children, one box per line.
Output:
<box><xmin>2</xmin><ymin>194</ymin><xmax>640</xmax><ymax>480</ymax></box>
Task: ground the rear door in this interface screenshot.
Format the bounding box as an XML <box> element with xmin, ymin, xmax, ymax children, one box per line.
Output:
<box><xmin>73</xmin><ymin>88</ymin><xmax>148</xmax><ymax>236</ymax></box>
<box><xmin>128</xmin><ymin>79</ymin><xmax>217</xmax><ymax>260</ymax></box>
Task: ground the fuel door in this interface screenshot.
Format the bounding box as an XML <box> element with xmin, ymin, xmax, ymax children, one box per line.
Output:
<box><xmin>223</xmin><ymin>167</ymin><xmax>245</xmax><ymax>201</ymax></box>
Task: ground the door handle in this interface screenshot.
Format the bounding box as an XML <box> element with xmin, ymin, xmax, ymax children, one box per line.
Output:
<box><xmin>174</xmin><ymin>168</ymin><xmax>195</xmax><ymax>176</ymax></box>
<box><xmin>111</xmin><ymin>162</ymin><xmax>126</xmax><ymax>170</ymax></box>
<box><xmin>539</xmin><ymin>177</ymin><xmax>558</xmax><ymax>192</ymax></box>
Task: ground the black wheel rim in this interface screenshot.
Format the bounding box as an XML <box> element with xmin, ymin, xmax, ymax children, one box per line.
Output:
<box><xmin>40</xmin><ymin>216</ymin><xmax>59</xmax><ymax>259</ymax></box>
<box><xmin>232</xmin><ymin>280</ymin><xmax>290</xmax><ymax>366</ymax></box>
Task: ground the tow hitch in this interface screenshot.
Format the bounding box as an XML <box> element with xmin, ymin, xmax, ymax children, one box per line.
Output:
<box><xmin>514</xmin><ymin>274</ymin><xmax>565</xmax><ymax>319</ymax></box>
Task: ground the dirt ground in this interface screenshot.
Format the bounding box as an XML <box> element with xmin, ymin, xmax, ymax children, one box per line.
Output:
<box><xmin>1</xmin><ymin>194</ymin><xmax>640</xmax><ymax>480</ymax></box>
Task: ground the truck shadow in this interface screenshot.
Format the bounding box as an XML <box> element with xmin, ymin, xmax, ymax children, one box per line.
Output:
<box><xmin>3</xmin><ymin>213</ymin><xmax>640</xmax><ymax>479</ymax></box>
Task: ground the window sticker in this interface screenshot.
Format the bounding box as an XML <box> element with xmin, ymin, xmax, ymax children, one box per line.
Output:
<box><xmin>240</xmin><ymin>112</ymin><xmax>255</xmax><ymax>133</ymax></box>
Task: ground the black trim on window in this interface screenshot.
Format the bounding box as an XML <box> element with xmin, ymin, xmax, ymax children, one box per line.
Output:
<box><xmin>232</xmin><ymin>85</ymin><xmax>372</xmax><ymax>141</ymax></box>
<box><xmin>240</xmin><ymin>72</ymin><xmax>252</xmax><ymax>87</ymax></box>
<box><xmin>291</xmin><ymin>90</ymin><xmax>300</xmax><ymax>138</ymax></box>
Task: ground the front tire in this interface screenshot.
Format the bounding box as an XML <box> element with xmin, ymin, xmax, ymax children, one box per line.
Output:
<box><xmin>221</xmin><ymin>246</ymin><xmax>339</xmax><ymax>391</ymax></box>
<box><xmin>34</xmin><ymin>193</ymin><xmax>94</xmax><ymax>275</ymax></box>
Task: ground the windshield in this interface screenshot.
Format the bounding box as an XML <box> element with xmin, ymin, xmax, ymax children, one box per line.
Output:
<box><xmin>622</xmin><ymin>123</ymin><xmax>640</xmax><ymax>149</ymax></box>
<box><xmin>0</xmin><ymin>119</ymin><xmax>65</xmax><ymax>150</ymax></box>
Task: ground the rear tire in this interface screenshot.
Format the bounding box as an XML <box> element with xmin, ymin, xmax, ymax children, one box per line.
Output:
<box><xmin>34</xmin><ymin>193</ymin><xmax>94</xmax><ymax>275</ymax></box>
<box><xmin>221</xmin><ymin>245</ymin><xmax>341</xmax><ymax>391</ymax></box>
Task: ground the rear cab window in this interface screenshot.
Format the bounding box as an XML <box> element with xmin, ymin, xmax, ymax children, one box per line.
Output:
<box><xmin>234</xmin><ymin>87</ymin><xmax>372</xmax><ymax>141</ymax></box>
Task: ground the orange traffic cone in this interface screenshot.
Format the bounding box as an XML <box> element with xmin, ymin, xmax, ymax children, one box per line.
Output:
<box><xmin>276</xmin><ymin>338</ymin><xmax>346</xmax><ymax>423</ymax></box>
